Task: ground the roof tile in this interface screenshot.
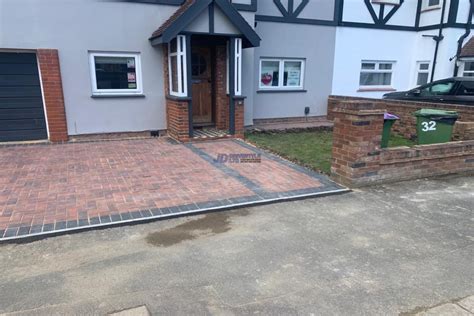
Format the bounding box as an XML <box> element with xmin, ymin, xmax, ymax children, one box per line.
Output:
<box><xmin>151</xmin><ymin>0</ymin><xmax>195</xmax><ymax>39</ymax></box>
<box><xmin>460</xmin><ymin>37</ymin><xmax>474</xmax><ymax>58</ymax></box>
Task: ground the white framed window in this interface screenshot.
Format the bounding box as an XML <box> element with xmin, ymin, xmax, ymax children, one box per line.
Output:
<box><xmin>359</xmin><ymin>60</ymin><xmax>395</xmax><ymax>88</ymax></box>
<box><xmin>168</xmin><ymin>35</ymin><xmax>187</xmax><ymax>97</ymax></box>
<box><xmin>259</xmin><ymin>58</ymin><xmax>305</xmax><ymax>90</ymax></box>
<box><xmin>423</xmin><ymin>0</ymin><xmax>441</xmax><ymax>9</ymax></box>
<box><xmin>415</xmin><ymin>61</ymin><xmax>431</xmax><ymax>86</ymax></box>
<box><xmin>461</xmin><ymin>60</ymin><xmax>474</xmax><ymax>77</ymax></box>
<box><xmin>234</xmin><ymin>38</ymin><xmax>242</xmax><ymax>96</ymax></box>
<box><xmin>226</xmin><ymin>38</ymin><xmax>243</xmax><ymax>96</ymax></box>
<box><xmin>89</xmin><ymin>52</ymin><xmax>142</xmax><ymax>96</ymax></box>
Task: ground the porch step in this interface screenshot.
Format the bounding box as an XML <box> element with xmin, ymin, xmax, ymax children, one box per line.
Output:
<box><xmin>193</xmin><ymin>128</ymin><xmax>230</xmax><ymax>139</ymax></box>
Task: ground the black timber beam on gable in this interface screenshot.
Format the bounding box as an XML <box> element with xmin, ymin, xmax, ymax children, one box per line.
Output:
<box><xmin>415</xmin><ymin>0</ymin><xmax>422</xmax><ymax>28</ymax></box>
<box><xmin>231</xmin><ymin>0</ymin><xmax>257</xmax><ymax>12</ymax></box>
<box><xmin>363</xmin><ymin>0</ymin><xmax>405</xmax><ymax>26</ymax></box>
<box><xmin>209</xmin><ymin>1</ymin><xmax>215</xmax><ymax>34</ymax></box>
<box><xmin>122</xmin><ymin>0</ymin><xmax>257</xmax><ymax>12</ymax></box>
<box><xmin>255</xmin><ymin>0</ymin><xmax>467</xmax><ymax>32</ymax></box>
<box><xmin>364</xmin><ymin>0</ymin><xmax>380</xmax><ymax>24</ymax></box>
<box><xmin>214</xmin><ymin>0</ymin><xmax>261</xmax><ymax>47</ymax></box>
<box><xmin>160</xmin><ymin>0</ymin><xmax>212</xmax><ymax>43</ymax></box>
<box><xmin>150</xmin><ymin>0</ymin><xmax>260</xmax><ymax>48</ymax></box>
<box><xmin>122</xmin><ymin>0</ymin><xmax>184</xmax><ymax>4</ymax></box>
<box><xmin>448</xmin><ymin>0</ymin><xmax>460</xmax><ymax>24</ymax></box>
<box><xmin>255</xmin><ymin>15</ymin><xmax>337</xmax><ymax>27</ymax></box>
<box><xmin>382</xmin><ymin>0</ymin><xmax>404</xmax><ymax>24</ymax></box>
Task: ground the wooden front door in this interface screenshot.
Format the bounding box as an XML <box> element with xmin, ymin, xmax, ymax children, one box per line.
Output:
<box><xmin>191</xmin><ymin>47</ymin><xmax>212</xmax><ymax>125</ymax></box>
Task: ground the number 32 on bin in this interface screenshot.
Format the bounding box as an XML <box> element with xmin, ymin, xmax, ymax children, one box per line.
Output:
<box><xmin>421</xmin><ymin>121</ymin><xmax>437</xmax><ymax>132</ymax></box>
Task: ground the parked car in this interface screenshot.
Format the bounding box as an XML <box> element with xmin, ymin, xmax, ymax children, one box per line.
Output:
<box><xmin>382</xmin><ymin>77</ymin><xmax>474</xmax><ymax>105</ymax></box>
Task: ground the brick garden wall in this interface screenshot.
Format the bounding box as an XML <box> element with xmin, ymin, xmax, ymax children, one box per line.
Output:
<box><xmin>37</xmin><ymin>49</ymin><xmax>68</xmax><ymax>142</ymax></box>
<box><xmin>328</xmin><ymin>95</ymin><xmax>474</xmax><ymax>140</ymax></box>
<box><xmin>330</xmin><ymin>101</ymin><xmax>474</xmax><ymax>187</ymax></box>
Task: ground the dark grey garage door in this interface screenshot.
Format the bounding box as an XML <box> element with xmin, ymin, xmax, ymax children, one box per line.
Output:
<box><xmin>0</xmin><ymin>52</ymin><xmax>47</xmax><ymax>142</ymax></box>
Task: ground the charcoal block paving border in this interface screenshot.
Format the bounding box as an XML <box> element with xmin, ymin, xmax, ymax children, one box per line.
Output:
<box><xmin>0</xmin><ymin>139</ymin><xmax>349</xmax><ymax>243</ymax></box>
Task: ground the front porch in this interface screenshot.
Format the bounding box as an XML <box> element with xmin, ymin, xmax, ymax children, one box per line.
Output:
<box><xmin>150</xmin><ymin>0</ymin><xmax>259</xmax><ymax>142</ymax></box>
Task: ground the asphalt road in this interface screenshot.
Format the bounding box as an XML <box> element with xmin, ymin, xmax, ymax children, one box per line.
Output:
<box><xmin>0</xmin><ymin>175</ymin><xmax>473</xmax><ymax>315</ymax></box>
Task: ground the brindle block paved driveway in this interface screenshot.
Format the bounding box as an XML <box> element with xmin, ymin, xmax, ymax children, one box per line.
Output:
<box><xmin>0</xmin><ymin>138</ymin><xmax>346</xmax><ymax>241</ymax></box>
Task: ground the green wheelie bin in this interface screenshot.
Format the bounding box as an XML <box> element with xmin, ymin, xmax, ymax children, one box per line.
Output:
<box><xmin>414</xmin><ymin>109</ymin><xmax>458</xmax><ymax>145</ymax></box>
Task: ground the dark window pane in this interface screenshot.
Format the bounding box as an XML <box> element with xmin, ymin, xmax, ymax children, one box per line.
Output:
<box><xmin>379</xmin><ymin>63</ymin><xmax>392</xmax><ymax>70</ymax></box>
<box><xmin>361</xmin><ymin>63</ymin><xmax>375</xmax><ymax>70</ymax></box>
<box><xmin>359</xmin><ymin>72</ymin><xmax>392</xmax><ymax>86</ymax></box>
<box><xmin>417</xmin><ymin>73</ymin><xmax>429</xmax><ymax>86</ymax></box>
<box><xmin>95</xmin><ymin>56</ymin><xmax>137</xmax><ymax>90</ymax></box>
<box><xmin>283</xmin><ymin>61</ymin><xmax>302</xmax><ymax>87</ymax></box>
<box><xmin>191</xmin><ymin>53</ymin><xmax>207</xmax><ymax>77</ymax></box>
<box><xmin>464</xmin><ymin>62</ymin><xmax>474</xmax><ymax>71</ymax></box>
<box><xmin>419</xmin><ymin>63</ymin><xmax>430</xmax><ymax>70</ymax></box>
<box><xmin>456</xmin><ymin>81</ymin><xmax>474</xmax><ymax>95</ymax></box>
<box><xmin>170</xmin><ymin>38</ymin><xmax>177</xmax><ymax>53</ymax></box>
<box><xmin>261</xmin><ymin>61</ymin><xmax>279</xmax><ymax>87</ymax></box>
<box><xmin>421</xmin><ymin>82</ymin><xmax>454</xmax><ymax>96</ymax></box>
<box><xmin>170</xmin><ymin>55</ymin><xmax>178</xmax><ymax>92</ymax></box>
<box><xmin>428</xmin><ymin>0</ymin><xmax>440</xmax><ymax>6</ymax></box>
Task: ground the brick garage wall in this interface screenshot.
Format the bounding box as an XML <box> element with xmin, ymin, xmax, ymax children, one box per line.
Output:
<box><xmin>37</xmin><ymin>49</ymin><xmax>68</xmax><ymax>142</ymax></box>
<box><xmin>328</xmin><ymin>95</ymin><xmax>474</xmax><ymax>140</ymax></box>
<box><xmin>331</xmin><ymin>101</ymin><xmax>474</xmax><ymax>187</ymax></box>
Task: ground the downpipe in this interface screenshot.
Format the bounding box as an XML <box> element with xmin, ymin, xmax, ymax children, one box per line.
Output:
<box><xmin>430</xmin><ymin>0</ymin><xmax>448</xmax><ymax>83</ymax></box>
<box><xmin>453</xmin><ymin>0</ymin><xmax>474</xmax><ymax>76</ymax></box>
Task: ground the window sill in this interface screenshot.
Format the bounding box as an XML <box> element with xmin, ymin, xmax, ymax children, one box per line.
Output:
<box><xmin>91</xmin><ymin>94</ymin><xmax>145</xmax><ymax>98</ymax></box>
<box><xmin>357</xmin><ymin>88</ymin><xmax>397</xmax><ymax>92</ymax></box>
<box><xmin>257</xmin><ymin>89</ymin><xmax>307</xmax><ymax>93</ymax></box>
<box><xmin>371</xmin><ymin>0</ymin><xmax>401</xmax><ymax>5</ymax></box>
<box><xmin>166</xmin><ymin>94</ymin><xmax>192</xmax><ymax>101</ymax></box>
<box><xmin>421</xmin><ymin>6</ymin><xmax>441</xmax><ymax>13</ymax></box>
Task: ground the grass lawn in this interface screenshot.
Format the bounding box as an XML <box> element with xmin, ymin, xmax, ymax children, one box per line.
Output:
<box><xmin>245</xmin><ymin>130</ymin><xmax>415</xmax><ymax>174</ymax></box>
<box><xmin>388</xmin><ymin>134</ymin><xmax>416</xmax><ymax>147</ymax></box>
<box><xmin>245</xmin><ymin>130</ymin><xmax>333</xmax><ymax>174</ymax></box>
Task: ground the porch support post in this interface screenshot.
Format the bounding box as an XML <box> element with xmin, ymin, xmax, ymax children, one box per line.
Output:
<box><xmin>186</xmin><ymin>34</ymin><xmax>193</xmax><ymax>138</ymax></box>
<box><xmin>229</xmin><ymin>38</ymin><xmax>236</xmax><ymax>135</ymax></box>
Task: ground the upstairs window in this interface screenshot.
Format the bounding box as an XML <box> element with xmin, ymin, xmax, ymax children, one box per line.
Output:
<box><xmin>416</xmin><ymin>61</ymin><xmax>431</xmax><ymax>86</ymax></box>
<box><xmin>89</xmin><ymin>52</ymin><xmax>142</xmax><ymax>96</ymax></box>
<box><xmin>423</xmin><ymin>0</ymin><xmax>441</xmax><ymax>9</ymax></box>
<box><xmin>259</xmin><ymin>58</ymin><xmax>305</xmax><ymax>90</ymax></box>
<box><xmin>462</xmin><ymin>61</ymin><xmax>474</xmax><ymax>77</ymax></box>
<box><xmin>359</xmin><ymin>61</ymin><xmax>394</xmax><ymax>88</ymax></box>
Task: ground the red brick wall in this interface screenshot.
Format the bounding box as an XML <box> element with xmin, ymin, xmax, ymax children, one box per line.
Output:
<box><xmin>166</xmin><ymin>97</ymin><xmax>190</xmax><ymax>142</ymax></box>
<box><xmin>162</xmin><ymin>46</ymin><xmax>190</xmax><ymax>142</ymax></box>
<box><xmin>331</xmin><ymin>101</ymin><xmax>474</xmax><ymax>187</ymax></box>
<box><xmin>328</xmin><ymin>96</ymin><xmax>474</xmax><ymax>139</ymax></box>
<box><xmin>234</xmin><ymin>98</ymin><xmax>245</xmax><ymax>139</ymax></box>
<box><xmin>37</xmin><ymin>49</ymin><xmax>68</xmax><ymax>142</ymax></box>
<box><xmin>215</xmin><ymin>45</ymin><xmax>229</xmax><ymax>131</ymax></box>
